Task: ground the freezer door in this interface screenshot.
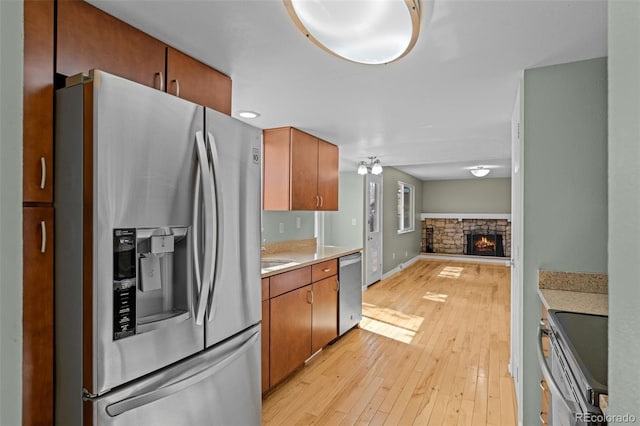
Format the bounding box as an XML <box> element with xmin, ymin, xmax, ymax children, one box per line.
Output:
<box><xmin>204</xmin><ymin>109</ymin><xmax>262</xmax><ymax>347</ymax></box>
<box><xmin>56</xmin><ymin>70</ymin><xmax>207</xmax><ymax>399</ymax></box>
<box><xmin>91</xmin><ymin>325</ymin><xmax>261</xmax><ymax>426</ymax></box>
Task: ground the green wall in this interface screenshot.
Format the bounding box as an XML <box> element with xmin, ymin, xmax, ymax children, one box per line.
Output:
<box><xmin>324</xmin><ymin>172</ymin><xmax>364</xmax><ymax>248</ymax></box>
<box><xmin>261</xmin><ymin>211</ymin><xmax>315</xmax><ymax>244</ymax></box>
<box><xmin>608</xmin><ymin>1</ymin><xmax>640</xmax><ymax>418</ymax></box>
<box><xmin>382</xmin><ymin>167</ymin><xmax>423</xmax><ymax>274</ymax></box>
<box><xmin>422</xmin><ymin>178</ymin><xmax>511</xmax><ymax>213</ymax></box>
<box><xmin>0</xmin><ymin>0</ymin><xmax>23</xmax><ymax>424</ymax></box>
<box><xmin>521</xmin><ymin>57</ymin><xmax>608</xmax><ymax>426</ymax></box>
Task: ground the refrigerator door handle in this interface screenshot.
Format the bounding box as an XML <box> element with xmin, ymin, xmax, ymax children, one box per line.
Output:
<box><xmin>105</xmin><ymin>328</ymin><xmax>260</xmax><ymax>418</ymax></box>
<box><xmin>205</xmin><ymin>132</ymin><xmax>220</xmax><ymax>320</ymax></box>
<box><xmin>193</xmin><ymin>131</ymin><xmax>214</xmax><ymax>325</ymax></box>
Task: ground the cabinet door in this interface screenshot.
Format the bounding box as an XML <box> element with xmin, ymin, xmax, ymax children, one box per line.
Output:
<box><xmin>311</xmin><ymin>276</ymin><xmax>338</xmax><ymax>353</ymax></box>
<box><xmin>22</xmin><ymin>207</ymin><xmax>54</xmax><ymax>426</ymax></box>
<box><xmin>166</xmin><ymin>47</ymin><xmax>231</xmax><ymax>114</ymax></box>
<box><xmin>261</xmin><ymin>299</ymin><xmax>270</xmax><ymax>393</ymax></box>
<box><xmin>57</xmin><ymin>0</ymin><xmax>165</xmax><ymax>89</ymax></box>
<box><xmin>290</xmin><ymin>129</ymin><xmax>319</xmax><ymax>210</ymax></box>
<box><xmin>317</xmin><ymin>139</ymin><xmax>339</xmax><ymax>211</ymax></box>
<box><xmin>262</xmin><ymin>127</ymin><xmax>292</xmax><ymax>211</ymax></box>
<box><xmin>23</xmin><ymin>0</ymin><xmax>54</xmax><ymax>203</ymax></box>
<box><xmin>269</xmin><ymin>286</ymin><xmax>312</xmax><ymax>386</ymax></box>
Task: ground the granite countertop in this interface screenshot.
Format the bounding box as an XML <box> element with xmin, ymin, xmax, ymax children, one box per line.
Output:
<box><xmin>537</xmin><ymin>269</ymin><xmax>608</xmax><ymax>315</ymax></box>
<box><xmin>261</xmin><ymin>245</ymin><xmax>362</xmax><ymax>278</ymax></box>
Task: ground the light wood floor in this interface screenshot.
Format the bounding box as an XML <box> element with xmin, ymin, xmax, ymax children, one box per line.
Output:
<box><xmin>262</xmin><ymin>260</ymin><xmax>517</xmax><ymax>426</ymax></box>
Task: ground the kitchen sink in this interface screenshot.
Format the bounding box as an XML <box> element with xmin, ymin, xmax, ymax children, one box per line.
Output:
<box><xmin>261</xmin><ymin>259</ymin><xmax>295</xmax><ymax>268</ymax></box>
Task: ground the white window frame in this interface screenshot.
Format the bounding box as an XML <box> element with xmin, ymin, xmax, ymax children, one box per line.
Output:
<box><xmin>397</xmin><ymin>181</ymin><xmax>415</xmax><ymax>234</ymax></box>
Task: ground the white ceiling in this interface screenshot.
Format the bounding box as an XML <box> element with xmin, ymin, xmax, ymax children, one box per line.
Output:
<box><xmin>89</xmin><ymin>0</ymin><xmax>607</xmax><ymax>181</ymax></box>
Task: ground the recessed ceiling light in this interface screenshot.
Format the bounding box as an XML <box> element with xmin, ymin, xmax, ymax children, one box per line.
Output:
<box><xmin>238</xmin><ymin>111</ymin><xmax>260</xmax><ymax>119</ymax></box>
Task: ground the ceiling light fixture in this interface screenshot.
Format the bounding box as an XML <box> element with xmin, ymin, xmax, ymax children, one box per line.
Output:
<box><xmin>358</xmin><ymin>157</ymin><xmax>383</xmax><ymax>175</ymax></box>
<box><xmin>238</xmin><ymin>111</ymin><xmax>260</xmax><ymax>119</ymax></box>
<box><xmin>470</xmin><ymin>166</ymin><xmax>491</xmax><ymax>177</ymax></box>
<box><xmin>283</xmin><ymin>0</ymin><xmax>421</xmax><ymax>65</ymax></box>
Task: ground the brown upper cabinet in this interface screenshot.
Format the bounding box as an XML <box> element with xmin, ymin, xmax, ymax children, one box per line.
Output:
<box><xmin>166</xmin><ymin>47</ymin><xmax>232</xmax><ymax>115</ymax></box>
<box><xmin>57</xmin><ymin>0</ymin><xmax>166</xmax><ymax>90</ymax></box>
<box><xmin>56</xmin><ymin>1</ymin><xmax>231</xmax><ymax>113</ymax></box>
<box><xmin>263</xmin><ymin>127</ymin><xmax>339</xmax><ymax>211</ymax></box>
<box><xmin>23</xmin><ymin>0</ymin><xmax>54</xmax><ymax>203</ymax></box>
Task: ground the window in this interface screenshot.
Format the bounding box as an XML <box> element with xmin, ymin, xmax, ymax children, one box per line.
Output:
<box><xmin>397</xmin><ymin>181</ymin><xmax>415</xmax><ymax>234</ymax></box>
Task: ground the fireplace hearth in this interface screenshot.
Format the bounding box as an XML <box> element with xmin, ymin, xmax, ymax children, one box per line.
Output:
<box><xmin>421</xmin><ymin>217</ymin><xmax>511</xmax><ymax>258</ymax></box>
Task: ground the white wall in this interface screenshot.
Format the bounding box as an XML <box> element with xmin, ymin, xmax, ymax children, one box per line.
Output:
<box><xmin>608</xmin><ymin>1</ymin><xmax>640</xmax><ymax>418</ymax></box>
<box><xmin>521</xmin><ymin>57</ymin><xmax>608</xmax><ymax>426</ymax></box>
<box><xmin>0</xmin><ymin>0</ymin><xmax>24</xmax><ymax>424</ymax></box>
<box><xmin>422</xmin><ymin>178</ymin><xmax>511</xmax><ymax>213</ymax></box>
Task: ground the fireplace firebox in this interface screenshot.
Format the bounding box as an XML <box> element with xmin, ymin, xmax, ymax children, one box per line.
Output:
<box><xmin>464</xmin><ymin>232</ymin><xmax>505</xmax><ymax>257</ymax></box>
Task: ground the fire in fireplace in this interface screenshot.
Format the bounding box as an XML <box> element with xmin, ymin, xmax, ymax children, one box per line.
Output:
<box><xmin>465</xmin><ymin>232</ymin><xmax>505</xmax><ymax>257</ymax></box>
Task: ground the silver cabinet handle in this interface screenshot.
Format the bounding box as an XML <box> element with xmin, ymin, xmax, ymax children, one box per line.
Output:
<box><xmin>320</xmin><ymin>195</ymin><xmax>323</xmax><ymax>207</ymax></box>
<box><xmin>172</xmin><ymin>79</ymin><xmax>180</xmax><ymax>97</ymax></box>
<box><xmin>540</xmin><ymin>380</ymin><xmax>547</xmax><ymax>391</ymax></box>
<box><xmin>322</xmin><ymin>268</ymin><xmax>331</xmax><ymax>273</ymax></box>
<box><xmin>307</xmin><ymin>290</ymin><xmax>313</xmax><ymax>304</ymax></box>
<box><xmin>40</xmin><ymin>221</ymin><xmax>46</xmax><ymax>253</ymax></box>
<box><xmin>335</xmin><ymin>279</ymin><xmax>340</xmax><ymax>292</ymax></box>
<box><xmin>315</xmin><ymin>195</ymin><xmax>320</xmax><ymax>207</ymax></box>
<box><xmin>40</xmin><ymin>157</ymin><xmax>46</xmax><ymax>189</ymax></box>
<box><xmin>156</xmin><ymin>72</ymin><xmax>164</xmax><ymax>92</ymax></box>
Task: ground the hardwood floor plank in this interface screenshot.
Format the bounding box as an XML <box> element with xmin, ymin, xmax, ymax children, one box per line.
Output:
<box><xmin>262</xmin><ymin>260</ymin><xmax>517</xmax><ymax>426</ymax></box>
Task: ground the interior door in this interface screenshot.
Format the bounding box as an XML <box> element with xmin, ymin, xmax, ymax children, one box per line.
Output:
<box><xmin>364</xmin><ymin>173</ymin><xmax>382</xmax><ymax>287</ymax></box>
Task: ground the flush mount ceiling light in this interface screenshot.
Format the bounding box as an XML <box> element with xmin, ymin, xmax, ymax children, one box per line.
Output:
<box><xmin>470</xmin><ymin>166</ymin><xmax>491</xmax><ymax>177</ymax></box>
<box><xmin>358</xmin><ymin>157</ymin><xmax>383</xmax><ymax>175</ymax></box>
<box><xmin>283</xmin><ymin>0</ymin><xmax>421</xmax><ymax>65</ymax></box>
<box><xmin>237</xmin><ymin>111</ymin><xmax>260</xmax><ymax>119</ymax></box>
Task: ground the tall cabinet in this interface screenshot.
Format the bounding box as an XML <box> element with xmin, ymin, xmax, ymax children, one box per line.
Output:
<box><xmin>23</xmin><ymin>2</ymin><xmax>55</xmax><ymax>425</ymax></box>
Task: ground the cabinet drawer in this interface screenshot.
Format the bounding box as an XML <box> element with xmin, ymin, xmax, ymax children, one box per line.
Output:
<box><xmin>270</xmin><ymin>266</ymin><xmax>312</xmax><ymax>298</ymax></box>
<box><xmin>262</xmin><ymin>278</ymin><xmax>269</xmax><ymax>301</ymax></box>
<box><xmin>312</xmin><ymin>259</ymin><xmax>337</xmax><ymax>282</ymax></box>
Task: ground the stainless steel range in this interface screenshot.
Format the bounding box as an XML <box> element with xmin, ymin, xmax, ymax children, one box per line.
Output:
<box><xmin>537</xmin><ymin>310</ymin><xmax>608</xmax><ymax>426</ymax></box>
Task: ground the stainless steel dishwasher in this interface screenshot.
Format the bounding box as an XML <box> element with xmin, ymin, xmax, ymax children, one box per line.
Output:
<box><xmin>338</xmin><ymin>252</ymin><xmax>363</xmax><ymax>336</ymax></box>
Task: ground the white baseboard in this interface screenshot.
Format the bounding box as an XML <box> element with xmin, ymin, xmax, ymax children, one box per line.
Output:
<box><xmin>420</xmin><ymin>253</ymin><xmax>511</xmax><ymax>266</ymax></box>
<box><xmin>381</xmin><ymin>255</ymin><xmax>421</xmax><ymax>280</ymax></box>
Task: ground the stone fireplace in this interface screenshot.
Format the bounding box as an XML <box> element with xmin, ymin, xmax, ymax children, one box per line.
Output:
<box><xmin>422</xmin><ymin>216</ymin><xmax>511</xmax><ymax>258</ymax></box>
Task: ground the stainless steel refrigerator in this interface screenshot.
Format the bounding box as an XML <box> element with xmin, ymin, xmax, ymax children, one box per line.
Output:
<box><xmin>55</xmin><ymin>70</ymin><xmax>262</xmax><ymax>426</ymax></box>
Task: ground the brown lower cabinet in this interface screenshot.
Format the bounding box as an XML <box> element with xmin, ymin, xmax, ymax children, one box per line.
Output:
<box><xmin>22</xmin><ymin>207</ymin><xmax>54</xmax><ymax>426</ymax></box>
<box><xmin>311</xmin><ymin>276</ymin><xmax>339</xmax><ymax>353</ymax></box>
<box><xmin>269</xmin><ymin>285</ymin><xmax>313</xmax><ymax>386</ymax></box>
<box><xmin>265</xmin><ymin>259</ymin><xmax>339</xmax><ymax>391</ymax></box>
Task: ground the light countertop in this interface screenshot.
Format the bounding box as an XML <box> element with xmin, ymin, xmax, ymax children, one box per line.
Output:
<box><xmin>261</xmin><ymin>246</ymin><xmax>362</xmax><ymax>278</ymax></box>
<box><xmin>537</xmin><ymin>269</ymin><xmax>608</xmax><ymax>316</ymax></box>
